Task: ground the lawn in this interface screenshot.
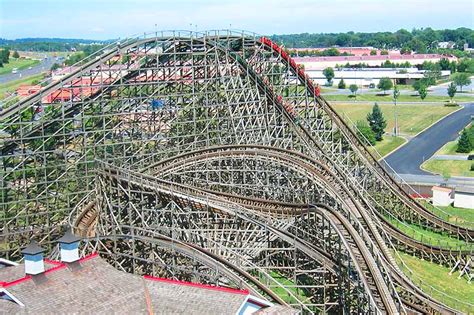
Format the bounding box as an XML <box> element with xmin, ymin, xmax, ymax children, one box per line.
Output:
<box><xmin>422</xmin><ymin>201</ymin><xmax>474</xmax><ymax>229</ymax></box>
<box><xmin>421</xmin><ymin>159</ymin><xmax>474</xmax><ymax>178</ymax></box>
<box><xmin>324</xmin><ymin>92</ymin><xmax>474</xmax><ymax>103</ymax></box>
<box><xmin>332</xmin><ymin>102</ymin><xmax>458</xmax><ymax>136</ymax></box>
<box><xmin>260</xmin><ymin>271</ymin><xmax>310</xmax><ymax>305</ymax></box>
<box><xmin>435</xmin><ymin>140</ymin><xmax>474</xmax><ymax>156</ymax></box>
<box><xmin>386</xmin><ymin>216</ymin><xmax>472</xmax><ymax>249</ymax></box>
<box><xmin>394</xmin><ymin>251</ymin><xmax>474</xmax><ymax>313</ymax></box>
<box><xmin>0</xmin><ymin>58</ymin><xmax>40</xmax><ymax>75</ymax></box>
<box><xmin>369</xmin><ymin>136</ymin><xmax>406</xmax><ymax>158</ymax></box>
<box><xmin>0</xmin><ymin>73</ymin><xmax>45</xmax><ymax>100</ymax></box>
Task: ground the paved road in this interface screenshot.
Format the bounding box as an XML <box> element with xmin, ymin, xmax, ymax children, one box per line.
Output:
<box><xmin>383</xmin><ymin>103</ymin><xmax>474</xmax><ymax>175</ymax></box>
<box><xmin>0</xmin><ymin>57</ymin><xmax>62</xmax><ymax>84</ymax></box>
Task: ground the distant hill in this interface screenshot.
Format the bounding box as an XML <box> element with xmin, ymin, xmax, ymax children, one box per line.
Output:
<box><xmin>0</xmin><ymin>38</ymin><xmax>114</xmax><ymax>52</ymax></box>
<box><xmin>0</xmin><ymin>38</ymin><xmax>108</xmax><ymax>45</ymax></box>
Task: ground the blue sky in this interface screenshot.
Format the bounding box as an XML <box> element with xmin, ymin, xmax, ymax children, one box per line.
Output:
<box><xmin>1</xmin><ymin>0</ymin><xmax>473</xmax><ymax>39</ymax></box>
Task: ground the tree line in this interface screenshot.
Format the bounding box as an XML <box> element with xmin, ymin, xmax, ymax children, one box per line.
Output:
<box><xmin>0</xmin><ymin>37</ymin><xmax>108</xmax><ymax>52</ymax></box>
<box><xmin>271</xmin><ymin>27</ymin><xmax>474</xmax><ymax>55</ymax></box>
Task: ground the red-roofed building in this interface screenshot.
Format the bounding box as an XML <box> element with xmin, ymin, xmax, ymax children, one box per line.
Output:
<box><xmin>291</xmin><ymin>46</ymin><xmax>400</xmax><ymax>57</ymax></box>
<box><xmin>0</xmin><ymin>253</ymin><xmax>284</xmax><ymax>314</ymax></box>
<box><xmin>16</xmin><ymin>85</ymin><xmax>41</xmax><ymax>98</ymax></box>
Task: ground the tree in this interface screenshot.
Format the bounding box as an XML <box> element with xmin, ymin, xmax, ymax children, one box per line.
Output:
<box><xmin>447</xmin><ymin>82</ymin><xmax>457</xmax><ymax>102</ymax></box>
<box><xmin>418</xmin><ymin>85</ymin><xmax>428</xmax><ymax>100</ymax></box>
<box><xmin>370</xmin><ymin>49</ymin><xmax>377</xmax><ymax>56</ymax></box>
<box><xmin>457</xmin><ymin>129</ymin><xmax>472</xmax><ymax>153</ymax></box>
<box><xmin>50</xmin><ymin>63</ymin><xmax>61</xmax><ymax>71</ymax></box>
<box><xmin>338</xmin><ymin>79</ymin><xmax>346</xmax><ymax>89</ymax></box>
<box><xmin>356</xmin><ymin>120</ymin><xmax>376</xmax><ymax>146</ymax></box>
<box><xmin>457</xmin><ymin>58</ymin><xmax>474</xmax><ymax>73</ymax></box>
<box><xmin>12</xmin><ymin>51</ymin><xmax>19</xmax><ymax>58</ymax></box>
<box><xmin>367</xmin><ymin>103</ymin><xmax>387</xmax><ymax>141</ymax></box>
<box><xmin>439</xmin><ymin>58</ymin><xmax>450</xmax><ymax>70</ymax></box>
<box><xmin>400</xmin><ymin>46</ymin><xmax>411</xmax><ymax>55</ymax></box>
<box><xmin>452</xmin><ymin>72</ymin><xmax>471</xmax><ymax>92</ymax></box>
<box><xmin>323</xmin><ymin>67</ymin><xmax>335</xmax><ymax>85</ymax></box>
<box><xmin>377</xmin><ymin>77</ymin><xmax>393</xmax><ymax>95</ymax></box>
<box><xmin>0</xmin><ymin>48</ymin><xmax>10</xmax><ymax>64</ymax></box>
<box><xmin>393</xmin><ymin>85</ymin><xmax>400</xmax><ymax>102</ymax></box>
<box><xmin>349</xmin><ymin>84</ymin><xmax>358</xmax><ymax>97</ymax></box>
<box><xmin>380</xmin><ymin>50</ymin><xmax>388</xmax><ymax>55</ymax></box>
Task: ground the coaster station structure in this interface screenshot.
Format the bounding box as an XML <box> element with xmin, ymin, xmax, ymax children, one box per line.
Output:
<box><xmin>1</xmin><ymin>30</ymin><xmax>473</xmax><ymax>313</ymax></box>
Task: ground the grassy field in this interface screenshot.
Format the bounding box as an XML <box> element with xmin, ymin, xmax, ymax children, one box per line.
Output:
<box><xmin>435</xmin><ymin>140</ymin><xmax>473</xmax><ymax>155</ymax></box>
<box><xmin>0</xmin><ymin>58</ymin><xmax>40</xmax><ymax>75</ymax></box>
<box><xmin>386</xmin><ymin>216</ymin><xmax>471</xmax><ymax>248</ymax></box>
<box><xmin>0</xmin><ymin>73</ymin><xmax>45</xmax><ymax>99</ymax></box>
<box><xmin>422</xmin><ymin>201</ymin><xmax>474</xmax><ymax>229</ymax></box>
<box><xmin>394</xmin><ymin>251</ymin><xmax>474</xmax><ymax>313</ymax></box>
<box><xmin>324</xmin><ymin>92</ymin><xmax>474</xmax><ymax>103</ymax></box>
<box><xmin>368</xmin><ymin>136</ymin><xmax>406</xmax><ymax>158</ymax></box>
<box><xmin>261</xmin><ymin>271</ymin><xmax>310</xmax><ymax>305</ymax></box>
<box><xmin>421</xmin><ymin>159</ymin><xmax>474</xmax><ymax>178</ymax></box>
<box><xmin>332</xmin><ymin>102</ymin><xmax>458</xmax><ymax>136</ymax></box>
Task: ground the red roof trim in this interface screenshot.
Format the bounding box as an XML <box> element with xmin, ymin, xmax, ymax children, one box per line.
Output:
<box><xmin>1</xmin><ymin>275</ymin><xmax>31</xmax><ymax>288</ymax></box>
<box><xmin>79</xmin><ymin>252</ymin><xmax>99</xmax><ymax>262</ymax></box>
<box><xmin>144</xmin><ymin>275</ymin><xmax>249</xmax><ymax>295</ymax></box>
<box><xmin>0</xmin><ymin>253</ymin><xmax>98</xmax><ymax>288</ymax></box>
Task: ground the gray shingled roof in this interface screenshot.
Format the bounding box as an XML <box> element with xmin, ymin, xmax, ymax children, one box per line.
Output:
<box><xmin>57</xmin><ymin>229</ymin><xmax>81</xmax><ymax>244</ymax></box>
<box><xmin>20</xmin><ymin>241</ymin><xmax>45</xmax><ymax>256</ymax></box>
<box><xmin>0</xmin><ymin>256</ymin><xmax>253</xmax><ymax>314</ymax></box>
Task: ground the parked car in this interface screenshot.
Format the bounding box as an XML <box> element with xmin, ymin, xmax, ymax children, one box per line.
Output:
<box><xmin>11</xmin><ymin>68</ymin><xmax>18</xmax><ymax>74</ymax></box>
<box><xmin>467</xmin><ymin>154</ymin><xmax>474</xmax><ymax>160</ymax></box>
<box><xmin>368</xmin><ymin>83</ymin><xmax>376</xmax><ymax>89</ymax></box>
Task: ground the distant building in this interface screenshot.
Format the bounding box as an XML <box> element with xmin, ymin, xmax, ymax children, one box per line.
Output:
<box><xmin>302</xmin><ymin>67</ymin><xmax>451</xmax><ymax>87</ymax></box>
<box><xmin>16</xmin><ymin>85</ymin><xmax>41</xmax><ymax>98</ymax></box>
<box><xmin>294</xmin><ymin>53</ymin><xmax>457</xmax><ymax>71</ymax></box>
<box><xmin>437</xmin><ymin>41</ymin><xmax>456</xmax><ymax>49</ymax></box>
<box><xmin>51</xmin><ymin>66</ymin><xmax>80</xmax><ymax>81</ymax></box>
<box><xmin>291</xmin><ymin>46</ymin><xmax>400</xmax><ymax>57</ymax></box>
<box><xmin>454</xmin><ymin>187</ymin><xmax>474</xmax><ymax>209</ymax></box>
<box><xmin>464</xmin><ymin>43</ymin><xmax>474</xmax><ymax>54</ymax></box>
<box><xmin>431</xmin><ymin>186</ymin><xmax>454</xmax><ymax>207</ymax></box>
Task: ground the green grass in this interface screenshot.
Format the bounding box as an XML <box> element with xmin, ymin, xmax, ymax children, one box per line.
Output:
<box><xmin>0</xmin><ymin>58</ymin><xmax>40</xmax><ymax>75</ymax></box>
<box><xmin>369</xmin><ymin>136</ymin><xmax>406</xmax><ymax>157</ymax></box>
<box><xmin>435</xmin><ymin>140</ymin><xmax>473</xmax><ymax>155</ymax></box>
<box><xmin>261</xmin><ymin>271</ymin><xmax>310</xmax><ymax>305</ymax></box>
<box><xmin>421</xmin><ymin>159</ymin><xmax>474</xmax><ymax>178</ymax></box>
<box><xmin>394</xmin><ymin>251</ymin><xmax>474</xmax><ymax>314</ymax></box>
<box><xmin>386</xmin><ymin>216</ymin><xmax>471</xmax><ymax>249</ymax></box>
<box><xmin>324</xmin><ymin>93</ymin><xmax>474</xmax><ymax>103</ymax></box>
<box><xmin>0</xmin><ymin>73</ymin><xmax>45</xmax><ymax>99</ymax></box>
<box><xmin>421</xmin><ymin>201</ymin><xmax>474</xmax><ymax>229</ymax></box>
<box><xmin>332</xmin><ymin>102</ymin><xmax>458</xmax><ymax>136</ymax></box>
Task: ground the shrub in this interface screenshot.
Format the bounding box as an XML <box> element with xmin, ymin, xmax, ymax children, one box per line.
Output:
<box><xmin>338</xmin><ymin>79</ymin><xmax>346</xmax><ymax>89</ymax></box>
<box><xmin>457</xmin><ymin>128</ymin><xmax>471</xmax><ymax>153</ymax></box>
<box><xmin>356</xmin><ymin>120</ymin><xmax>376</xmax><ymax>146</ymax></box>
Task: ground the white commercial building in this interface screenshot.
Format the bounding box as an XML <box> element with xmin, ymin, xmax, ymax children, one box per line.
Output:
<box><xmin>303</xmin><ymin>67</ymin><xmax>451</xmax><ymax>87</ymax></box>
<box><xmin>294</xmin><ymin>53</ymin><xmax>457</xmax><ymax>70</ymax></box>
<box><xmin>431</xmin><ymin>186</ymin><xmax>454</xmax><ymax>207</ymax></box>
<box><xmin>454</xmin><ymin>187</ymin><xmax>474</xmax><ymax>209</ymax></box>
